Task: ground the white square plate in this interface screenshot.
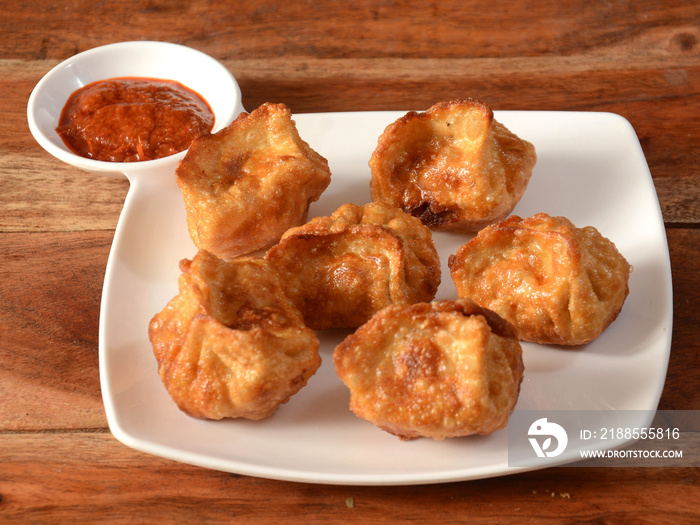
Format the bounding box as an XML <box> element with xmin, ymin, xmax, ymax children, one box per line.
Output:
<box><xmin>99</xmin><ymin>111</ymin><xmax>673</xmax><ymax>485</ymax></box>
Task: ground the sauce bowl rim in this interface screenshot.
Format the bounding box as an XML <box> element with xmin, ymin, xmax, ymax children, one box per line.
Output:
<box><xmin>27</xmin><ymin>40</ymin><xmax>244</xmax><ymax>177</ymax></box>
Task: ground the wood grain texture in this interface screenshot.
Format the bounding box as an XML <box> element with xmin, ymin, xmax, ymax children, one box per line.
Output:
<box><xmin>1</xmin><ymin>229</ymin><xmax>694</xmax><ymax>427</ymax></box>
<box><xmin>2</xmin><ymin>0</ymin><xmax>698</xmax><ymax>60</ymax></box>
<box><xmin>660</xmin><ymin>229</ymin><xmax>700</xmax><ymax>411</ymax></box>
<box><xmin>1</xmin><ymin>0</ymin><xmax>698</xmax><ymax>521</ymax></box>
<box><xmin>5</xmin><ymin>55</ymin><xmax>700</xmax><ymax>231</ymax></box>
<box><xmin>0</xmin><ymin>433</ymin><xmax>698</xmax><ymax>524</ymax></box>
<box><xmin>0</xmin><ymin>232</ymin><xmax>110</xmax><ymax>431</ymax></box>
<box><xmin>0</xmin><ymin>154</ymin><xmax>129</xmax><ymax>232</ymax></box>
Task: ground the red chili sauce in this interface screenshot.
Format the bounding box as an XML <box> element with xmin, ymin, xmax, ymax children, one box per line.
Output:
<box><xmin>56</xmin><ymin>77</ymin><xmax>214</xmax><ymax>162</ymax></box>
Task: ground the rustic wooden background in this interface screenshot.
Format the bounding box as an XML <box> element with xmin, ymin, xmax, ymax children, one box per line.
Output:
<box><xmin>1</xmin><ymin>0</ymin><xmax>698</xmax><ymax>522</ymax></box>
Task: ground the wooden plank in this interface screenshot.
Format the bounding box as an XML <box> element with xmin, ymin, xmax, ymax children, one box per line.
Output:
<box><xmin>660</xmin><ymin>228</ymin><xmax>700</xmax><ymax>410</ymax></box>
<box><xmin>655</xmin><ymin>177</ymin><xmax>700</xmax><ymax>227</ymax></box>
<box><xmin>0</xmin><ymin>231</ymin><xmax>111</xmax><ymax>431</ymax></box>
<box><xmin>5</xmin><ymin>53</ymin><xmax>700</xmax><ymax>232</ymax></box>
<box><xmin>0</xmin><ymin>153</ymin><xmax>129</xmax><ymax>233</ymax></box>
<box><xmin>2</xmin><ymin>0</ymin><xmax>698</xmax><ymax>61</ymax></box>
<box><xmin>1</xmin><ymin>226</ymin><xmax>698</xmax><ymax>428</ymax></box>
<box><xmin>3</xmin><ymin>149</ymin><xmax>698</xmax><ymax>232</ymax></box>
<box><xmin>0</xmin><ymin>432</ymin><xmax>697</xmax><ymax>523</ymax></box>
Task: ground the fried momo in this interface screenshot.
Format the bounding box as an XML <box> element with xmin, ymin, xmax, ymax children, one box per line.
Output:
<box><xmin>265</xmin><ymin>201</ymin><xmax>441</xmax><ymax>330</ymax></box>
<box><xmin>448</xmin><ymin>213</ymin><xmax>632</xmax><ymax>346</ymax></box>
<box><xmin>369</xmin><ymin>99</ymin><xmax>536</xmax><ymax>232</ymax></box>
<box><xmin>176</xmin><ymin>102</ymin><xmax>331</xmax><ymax>260</ymax></box>
<box><xmin>333</xmin><ymin>299</ymin><xmax>524</xmax><ymax>440</ymax></box>
<box><xmin>148</xmin><ymin>251</ymin><xmax>321</xmax><ymax>420</ymax></box>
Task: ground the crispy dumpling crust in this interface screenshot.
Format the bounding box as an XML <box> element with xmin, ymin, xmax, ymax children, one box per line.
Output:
<box><xmin>369</xmin><ymin>99</ymin><xmax>536</xmax><ymax>232</ymax></box>
<box><xmin>448</xmin><ymin>213</ymin><xmax>632</xmax><ymax>346</ymax></box>
<box><xmin>333</xmin><ymin>299</ymin><xmax>524</xmax><ymax>440</ymax></box>
<box><xmin>176</xmin><ymin>102</ymin><xmax>331</xmax><ymax>261</ymax></box>
<box><xmin>148</xmin><ymin>251</ymin><xmax>321</xmax><ymax>420</ymax></box>
<box><xmin>265</xmin><ymin>201</ymin><xmax>441</xmax><ymax>330</ymax></box>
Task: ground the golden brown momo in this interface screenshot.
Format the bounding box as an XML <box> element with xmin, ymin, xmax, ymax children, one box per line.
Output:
<box><xmin>333</xmin><ymin>299</ymin><xmax>524</xmax><ymax>440</ymax></box>
<box><xmin>176</xmin><ymin>102</ymin><xmax>331</xmax><ymax>261</ymax></box>
<box><xmin>448</xmin><ymin>213</ymin><xmax>632</xmax><ymax>346</ymax></box>
<box><xmin>265</xmin><ymin>201</ymin><xmax>441</xmax><ymax>330</ymax></box>
<box><xmin>369</xmin><ymin>99</ymin><xmax>537</xmax><ymax>232</ymax></box>
<box><xmin>148</xmin><ymin>250</ymin><xmax>321</xmax><ymax>420</ymax></box>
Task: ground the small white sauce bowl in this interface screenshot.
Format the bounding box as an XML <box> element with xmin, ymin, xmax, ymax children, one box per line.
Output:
<box><xmin>27</xmin><ymin>41</ymin><xmax>244</xmax><ymax>179</ymax></box>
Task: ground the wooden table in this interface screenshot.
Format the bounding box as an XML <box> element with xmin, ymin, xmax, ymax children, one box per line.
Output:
<box><xmin>2</xmin><ymin>1</ymin><xmax>698</xmax><ymax>522</ymax></box>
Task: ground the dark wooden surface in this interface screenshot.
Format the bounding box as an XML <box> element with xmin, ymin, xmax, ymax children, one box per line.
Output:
<box><xmin>1</xmin><ymin>1</ymin><xmax>698</xmax><ymax>522</ymax></box>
